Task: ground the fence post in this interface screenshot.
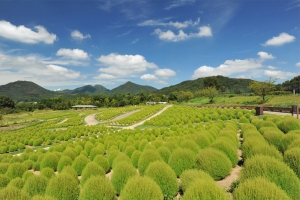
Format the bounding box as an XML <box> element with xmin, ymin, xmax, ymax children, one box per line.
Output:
<box><xmin>255</xmin><ymin>106</ymin><xmax>263</xmax><ymax>116</ymax></box>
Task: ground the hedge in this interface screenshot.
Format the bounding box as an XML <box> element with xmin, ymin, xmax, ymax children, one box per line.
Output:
<box><xmin>79</xmin><ymin>176</ymin><xmax>116</xmax><ymax>200</ymax></box>
<box><xmin>168</xmin><ymin>148</ymin><xmax>196</xmax><ymax>177</ymax></box>
<box><xmin>119</xmin><ymin>176</ymin><xmax>163</xmax><ymax>200</ymax></box>
<box><xmin>180</xmin><ymin>169</ymin><xmax>213</xmax><ymax>192</ymax></box>
<box><xmin>145</xmin><ymin>161</ymin><xmax>178</xmax><ymax>199</ymax></box>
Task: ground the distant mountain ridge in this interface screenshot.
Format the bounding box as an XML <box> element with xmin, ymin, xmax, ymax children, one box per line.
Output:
<box><xmin>0</xmin><ymin>76</ymin><xmax>253</xmax><ymax>101</ymax></box>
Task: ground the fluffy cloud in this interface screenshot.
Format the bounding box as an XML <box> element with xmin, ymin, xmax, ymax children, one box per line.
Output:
<box><xmin>262</xmin><ymin>32</ymin><xmax>295</xmax><ymax>46</ymax></box>
<box><xmin>257</xmin><ymin>51</ymin><xmax>275</xmax><ymax>61</ymax></box>
<box><xmin>0</xmin><ymin>20</ymin><xmax>57</xmax><ymax>44</ymax></box>
<box><xmin>267</xmin><ymin>65</ymin><xmax>277</xmax><ymax>70</ymax></box>
<box><xmin>296</xmin><ymin>62</ymin><xmax>300</xmax><ymax>67</ymax></box>
<box><xmin>56</xmin><ymin>48</ymin><xmax>89</xmax><ymax>60</ymax></box>
<box><xmin>71</xmin><ymin>30</ymin><xmax>91</xmax><ymax>41</ymax></box>
<box><xmin>263</xmin><ymin>70</ymin><xmax>296</xmax><ymax>79</ymax></box>
<box><xmin>93</xmin><ymin>73</ymin><xmax>116</xmax><ymax>79</ymax></box>
<box><xmin>140</xmin><ymin>68</ymin><xmax>176</xmax><ymax>85</ymax></box>
<box><xmin>155</xmin><ymin>68</ymin><xmax>176</xmax><ymax>78</ymax></box>
<box><xmin>165</xmin><ymin>0</ymin><xmax>195</xmax><ymax>10</ymax></box>
<box><xmin>0</xmin><ymin>52</ymin><xmax>84</xmax><ymax>86</ymax></box>
<box><xmin>138</xmin><ymin>18</ymin><xmax>200</xmax><ymax>29</ymax></box>
<box><xmin>97</xmin><ymin>53</ymin><xmax>158</xmax><ymax>77</ymax></box>
<box><xmin>154</xmin><ymin>26</ymin><xmax>212</xmax><ymax>42</ymax></box>
<box><xmin>140</xmin><ymin>74</ymin><xmax>157</xmax><ymax>80</ymax></box>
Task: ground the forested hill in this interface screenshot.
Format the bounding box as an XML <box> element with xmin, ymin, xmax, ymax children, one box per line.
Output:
<box><xmin>157</xmin><ymin>75</ymin><xmax>253</xmax><ymax>95</ymax></box>
<box><xmin>0</xmin><ymin>81</ymin><xmax>56</xmax><ymax>102</ymax></box>
<box><xmin>58</xmin><ymin>85</ymin><xmax>110</xmax><ymax>95</ymax></box>
<box><xmin>109</xmin><ymin>81</ymin><xmax>158</xmax><ymax>95</ymax></box>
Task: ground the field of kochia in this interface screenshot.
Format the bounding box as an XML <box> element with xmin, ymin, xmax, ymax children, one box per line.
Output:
<box><xmin>0</xmin><ymin>105</ymin><xmax>299</xmax><ymax>200</ymax></box>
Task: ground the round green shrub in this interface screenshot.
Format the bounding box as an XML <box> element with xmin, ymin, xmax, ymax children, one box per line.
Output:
<box><xmin>72</xmin><ymin>155</ymin><xmax>90</xmax><ymax>176</ymax></box>
<box><xmin>193</xmin><ymin>133</ymin><xmax>211</xmax><ymax>149</ymax></box>
<box><xmin>277</xmin><ymin>118</ymin><xmax>300</xmax><ymax>133</ymax></box>
<box><xmin>287</xmin><ymin>138</ymin><xmax>300</xmax><ymax>150</ymax></box>
<box><xmin>22</xmin><ymin>170</ymin><xmax>34</xmax><ymax>180</ymax></box>
<box><xmin>283</xmin><ymin>147</ymin><xmax>300</xmax><ymax>178</ymax></box>
<box><xmin>31</xmin><ymin>195</ymin><xmax>55</xmax><ymax>200</ymax></box>
<box><xmin>79</xmin><ymin>176</ymin><xmax>116</xmax><ymax>200</ymax></box>
<box><xmin>107</xmin><ymin>149</ymin><xmax>120</xmax><ymax>168</ymax></box>
<box><xmin>0</xmin><ymin>163</ymin><xmax>9</xmax><ymax>174</ymax></box>
<box><xmin>240</xmin><ymin>155</ymin><xmax>300</xmax><ymax>200</ymax></box>
<box><xmin>112</xmin><ymin>153</ymin><xmax>132</xmax><ymax>170</ymax></box>
<box><xmin>40</xmin><ymin>153</ymin><xmax>59</xmax><ymax>171</ymax></box>
<box><xmin>62</xmin><ymin>148</ymin><xmax>77</xmax><ymax>160</ymax></box>
<box><xmin>168</xmin><ymin>148</ymin><xmax>196</xmax><ymax>177</ymax></box>
<box><xmin>239</xmin><ymin>116</ymin><xmax>250</xmax><ymax>123</ymax></box>
<box><xmin>93</xmin><ymin>155</ymin><xmax>110</xmax><ymax>173</ymax></box>
<box><xmin>80</xmin><ymin>162</ymin><xmax>105</xmax><ymax>186</ymax></box>
<box><xmin>211</xmin><ymin>139</ymin><xmax>238</xmax><ymax>167</ymax></box>
<box><xmin>179</xmin><ymin>139</ymin><xmax>200</xmax><ymax>154</ymax></box>
<box><xmin>0</xmin><ymin>174</ymin><xmax>10</xmax><ymax>189</ymax></box>
<box><xmin>5</xmin><ymin>162</ymin><xmax>27</xmax><ymax>179</ymax></box>
<box><xmin>233</xmin><ymin>177</ymin><xmax>291</xmax><ymax>200</ymax></box>
<box><xmin>145</xmin><ymin>161</ymin><xmax>178</xmax><ymax>199</ymax></box>
<box><xmin>196</xmin><ymin>148</ymin><xmax>232</xmax><ymax>180</ymax></box>
<box><xmin>7</xmin><ymin>177</ymin><xmax>24</xmax><ymax>189</ymax></box>
<box><xmin>0</xmin><ymin>186</ymin><xmax>30</xmax><ymax>200</ymax></box>
<box><xmin>22</xmin><ymin>160</ymin><xmax>34</xmax><ymax>170</ymax></box>
<box><xmin>124</xmin><ymin>145</ymin><xmax>136</xmax><ymax>158</ymax></box>
<box><xmin>60</xmin><ymin>165</ymin><xmax>78</xmax><ymax>181</ymax></box>
<box><xmin>9</xmin><ymin>156</ymin><xmax>23</xmax><ymax>163</ymax></box>
<box><xmin>130</xmin><ymin>150</ymin><xmax>141</xmax><ymax>168</ymax></box>
<box><xmin>180</xmin><ymin>169</ymin><xmax>213</xmax><ymax>192</ymax></box>
<box><xmin>57</xmin><ymin>156</ymin><xmax>73</xmax><ymax>173</ymax></box>
<box><xmin>138</xmin><ymin>149</ymin><xmax>162</xmax><ymax>175</ymax></box>
<box><xmin>45</xmin><ymin>174</ymin><xmax>79</xmax><ymax>200</ymax></box>
<box><xmin>261</xmin><ymin>129</ymin><xmax>284</xmax><ymax>149</ymax></box>
<box><xmin>119</xmin><ymin>176</ymin><xmax>163</xmax><ymax>200</ymax></box>
<box><xmin>182</xmin><ymin>178</ymin><xmax>230</xmax><ymax>200</ymax></box>
<box><xmin>111</xmin><ymin>161</ymin><xmax>137</xmax><ymax>195</ymax></box>
<box><xmin>157</xmin><ymin>146</ymin><xmax>171</xmax><ymax>163</ymax></box>
<box><xmin>89</xmin><ymin>147</ymin><xmax>104</xmax><ymax>161</ymax></box>
<box><xmin>32</xmin><ymin>162</ymin><xmax>40</xmax><ymax>171</ymax></box>
<box><xmin>279</xmin><ymin>133</ymin><xmax>300</xmax><ymax>153</ymax></box>
<box><xmin>22</xmin><ymin>175</ymin><xmax>48</xmax><ymax>197</ymax></box>
<box><xmin>40</xmin><ymin>167</ymin><xmax>55</xmax><ymax>179</ymax></box>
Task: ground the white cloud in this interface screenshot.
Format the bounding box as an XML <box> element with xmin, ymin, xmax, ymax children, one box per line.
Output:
<box><xmin>263</xmin><ymin>70</ymin><xmax>297</xmax><ymax>79</ymax></box>
<box><xmin>296</xmin><ymin>62</ymin><xmax>300</xmax><ymax>67</ymax></box>
<box><xmin>153</xmin><ymin>26</ymin><xmax>212</xmax><ymax>42</ymax></box>
<box><xmin>155</xmin><ymin>68</ymin><xmax>176</xmax><ymax>78</ymax></box>
<box><xmin>97</xmin><ymin>53</ymin><xmax>158</xmax><ymax>77</ymax></box>
<box><xmin>93</xmin><ymin>73</ymin><xmax>116</xmax><ymax>79</ymax></box>
<box><xmin>165</xmin><ymin>0</ymin><xmax>195</xmax><ymax>10</ymax></box>
<box><xmin>263</xmin><ymin>32</ymin><xmax>295</xmax><ymax>46</ymax></box>
<box><xmin>267</xmin><ymin>65</ymin><xmax>277</xmax><ymax>70</ymax></box>
<box><xmin>138</xmin><ymin>18</ymin><xmax>200</xmax><ymax>29</ymax></box>
<box><xmin>0</xmin><ymin>20</ymin><xmax>57</xmax><ymax>44</ymax></box>
<box><xmin>140</xmin><ymin>74</ymin><xmax>157</xmax><ymax>80</ymax></box>
<box><xmin>46</xmin><ymin>65</ymin><xmax>81</xmax><ymax>79</ymax></box>
<box><xmin>56</xmin><ymin>48</ymin><xmax>89</xmax><ymax>60</ymax></box>
<box><xmin>257</xmin><ymin>51</ymin><xmax>275</xmax><ymax>61</ymax></box>
<box><xmin>71</xmin><ymin>30</ymin><xmax>91</xmax><ymax>41</ymax></box>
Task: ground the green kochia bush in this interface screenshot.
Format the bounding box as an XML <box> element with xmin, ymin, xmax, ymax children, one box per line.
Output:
<box><xmin>0</xmin><ymin>163</ymin><xmax>9</xmax><ymax>174</ymax></box>
<box><xmin>0</xmin><ymin>174</ymin><xmax>10</xmax><ymax>189</ymax></box>
<box><xmin>45</xmin><ymin>174</ymin><xmax>80</xmax><ymax>200</ymax></box>
<box><xmin>182</xmin><ymin>178</ymin><xmax>230</xmax><ymax>200</ymax></box>
<box><xmin>240</xmin><ymin>155</ymin><xmax>300</xmax><ymax>200</ymax></box>
<box><xmin>211</xmin><ymin>139</ymin><xmax>238</xmax><ymax>167</ymax></box>
<box><xmin>40</xmin><ymin>153</ymin><xmax>59</xmax><ymax>171</ymax></box>
<box><xmin>57</xmin><ymin>156</ymin><xmax>73</xmax><ymax>173</ymax></box>
<box><xmin>180</xmin><ymin>169</ymin><xmax>213</xmax><ymax>192</ymax></box>
<box><xmin>283</xmin><ymin>147</ymin><xmax>300</xmax><ymax>178</ymax></box>
<box><xmin>279</xmin><ymin>133</ymin><xmax>300</xmax><ymax>153</ymax></box>
<box><xmin>111</xmin><ymin>162</ymin><xmax>137</xmax><ymax>195</ymax></box>
<box><xmin>138</xmin><ymin>149</ymin><xmax>162</xmax><ymax>175</ymax></box>
<box><xmin>7</xmin><ymin>177</ymin><xmax>24</xmax><ymax>189</ymax></box>
<box><xmin>119</xmin><ymin>176</ymin><xmax>163</xmax><ymax>200</ymax></box>
<box><xmin>40</xmin><ymin>167</ymin><xmax>55</xmax><ymax>179</ymax></box>
<box><xmin>72</xmin><ymin>155</ymin><xmax>90</xmax><ymax>175</ymax></box>
<box><xmin>93</xmin><ymin>155</ymin><xmax>110</xmax><ymax>173</ymax></box>
<box><xmin>112</xmin><ymin>153</ymin><xmax>132</xmax><ymax>170</ymax></box>
<box><xmin>60</xmin><ymin>165</ymin><xmax>78</xmax><ymax>181</ymax></box>
<box><xmin>0</xmin><ymin>186</ymin><xmax>30</xmax><ymax>200</ymax></box>
<box><xmin>233</xmin><ymin>177</ymin><xmax>291</xmax><ymax>200</ymax></box>
<box><xmin>196</xmin><ymin>148</ymin><xmax>232</xmax><ymax>180</ymax></box>
<box><xmin>80</xmin><ymin>162</ymin><xmax>105</xmax><ymax>186</ymax></box>
<box><xmin>130</xmin><ymin>150</ymin><xmax>141</xmax><ymax>168</ymax></box>
<box><xmin>168</xmin><ymin>148</ymin><xmax>196</xmax><ymax>177</ymax></box>
<box><xmin>31</xmin><ymin>195</ymin><xmax>55</xmax><ymax>200</ymax></box>
<box><xmin>79</xmin><ymin>176</ymin><xmax>116</xmax><ymax>200</ymax></box>
<box><xmin>145</xmin><ymin>161</ymin><xmax>178</xmax><ymax>199</ymax></box>
<box><xmin>22</xmin><ymin>175</ymin><xmax>48</xmax><ymax>197</ymax></box>
<box><xmin>157</xmin><ymin>146</ymin><xmax>171</xmax><ymax>163</ymax></box>
<box><xmin>5</xmin><ymin>162</ymin><xmax>27</xmax><ymax>179</ymax></box>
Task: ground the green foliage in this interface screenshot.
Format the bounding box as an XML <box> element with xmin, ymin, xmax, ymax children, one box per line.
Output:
<box><xmin>112</xmin><ymin>153</ymin><xmax>132</xmax><ymax>170</ymax></box>
<box><xmin>22</xmin><ymin>170</ymin><xmax>34</xmax><ymax>180</ymax></box>
<box><xmin>0</xmin><ymin>163</ymin><xmax>9</xmax><ymax>174</ymax></box>
<box><xmin>277</xmin><ymin>117</ymin><xmax>300</xmax><ymax>133</ymax></box>
<box><xmin>40</xmin><ymin>153</ymin><xmax>59</xmax><ymax>171</ymax></box>
<box><xmin>0</xmin><ymin>186</ymin><xmax>30</xmax><ymax>200</ymax></box>
<box><xmin>240</xmin><ymin>155</ymin><xmax>300</xmax><ymax>200</ymax></box>
<box><xmin>111</xmin><ymin>162</ymin><xmax>137</xmax><ymax>195</ymax></box>
<box><xmin>211</xmin><ymin>139</ymin><xmax>238</xmax><ymax>167</ymax></box>
<box><xmin>5</xmin><ymin>162</ymin><xmax>27</xmax><ymax>179</ymax></box>
<box><xmin>119</xmin><ymin>176</ymin><xmax>163</xmax><ymax>200</ymax></box>
<box><xmin>168</xmin><ymin>148</ymin><xmax>196</xmax><ymax>177</ymax></box>
<box><xmin>22</xmin><ymin>175</ymin><xmax>48</xmax><ymax>197</ymax></box>
<box><xmin>0</xmin><ymin>174</ymin><xmax>10</xmax><ymax>189</ymax></box>
<box><xmin>40</xmin><ymin>167</ymin><xmax>55</xmax><ymax>179</ymax></box>
<box><xmin>279</xmin><ymin>133</ymin><xmax>300</xmax><ymax>153</ymax></box>
<box><xmin>130</xmin><ymin>150</ymin><xmax>141</xmax><ymax>168</ymax></box>
<box><xmin>57</xmin><ymin>156</ymin><xmax>73</xmax><ymax>173</ymax></box>
<box><xmin>248</xmin><ymin>78</ymin><xmax>277</xmax><ymax>102</ymax></box>
<box><xmin>283</xmin><ymin>147</ymin><xmax>300</xmax><ymax>178</ymax></box>
<box><xmin>60</xmin><ymin>165</ymin><xmax>78</xmax><ymax>181</ymax></box>
<box><xmin>80</xmin><ymin>162</ymin><xmax>105</xmax><ymax>186</ymax></box>
<box><xmin>233</xmin><ymin>177</ymin><xmax>291</xmax><ymax>200</ymax></box>
<box><xmin>0</xmin><ymin>95</ymin><xmax>15</xmax><ymax>109</ymax></box>
<box><xmin>31</xmin><ymin>195</ymin><xmax>55</xmax><ymax>200</ymax></box>
<box><xmin>182</xmin><ymin>178</ymin><xmax>230</xmax><ymax>200</ymax></box>
<box><xmin>89</xmin><ymin>147</ymin><xmax>104</xmax><ymax>161</ymax></box>
<box><xmin>93</xmin><ymin>154</ymin><xmax>110</xmax><ymax>173</ymax></box>
<box><xmin>79</xmin><ymin>176</ymin><xmax>116</xmax><ymax>200</ymax></box>
<box><xmin>196</xmin><ymin>148</ymin><xmax>232</xmax><ymax>180</ymax></box>
<box><xmin>145</xmin><ymin>161</ymin><xmax>178</xmax><ymax>199</ymax></box>
<box><xmin>72</xmin><ymin>155</ymin><xmax>90</xmax><ymax>176</ymax></box>
<box><xmin>138</xmin><ymin>149</ymin><xmax>162</xmax><ymax>175</ymax></box>
<box><xmin>157</xmin><ymin>146</ymin><xmax>171</xmax><ymax>163</ymax></box>
<box><xmin>45</xmin><ymin>174</ymin><xmax>80</xmax><ymax>200</ymax></box>
<box><xmin>180</xmin><ymin>169</ymin><xmax>213</xmax><ymax>192</ymax></box>
<box><xmin>201</xmin><ymin>87</ymin><xmax>218</xmax><ymax>103</ymax></box>
<box><xmin>7</xmin><ymin>177</ymin><xmax>24</xmax><ymax>189</ymax></box>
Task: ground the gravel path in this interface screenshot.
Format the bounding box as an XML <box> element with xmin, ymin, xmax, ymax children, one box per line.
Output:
<box><xmin>85</xmin><ymin>114</ymin><xmax>99</xmax><ymax>126</ymax></box>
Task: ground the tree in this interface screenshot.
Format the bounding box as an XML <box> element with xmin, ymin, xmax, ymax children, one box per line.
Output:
<box><xmin>248</xmin><ymin>78</ymin><xmax>277</xmax><ymax>102</ymax></box>
<box><xmin>0</xmin><ymin>96</ymin><xmax>15</xmax><ymax>109</ymax></box>
<box><xmin>201</xmin><ymin>87</ymin><xmax>218</xmax><ymax>103</ymax></box>
<box><xmin>203</xmin><ymin>77</ymin><xmax>222</xmax><ymax>90</ymax></box>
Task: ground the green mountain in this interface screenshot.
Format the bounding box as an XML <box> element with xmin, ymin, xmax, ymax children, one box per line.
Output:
<box><xmin>157</xmin><ymin>75</ymin><xmax>253</xmax><ymax>95</ymax></box>
<box><xmin>59</xmin><ymin>85</ymin><xmax>110</xmax><ymax>95</ymax></box>
<box><xmin>109</xmin><ymin>81</ymin><xmax>158</xmax><ymax>95</ymax></box>
<box><xmin>0</xmin><ymin>81</ymin><xmax>56</xmax><ymax>102</ymax></box>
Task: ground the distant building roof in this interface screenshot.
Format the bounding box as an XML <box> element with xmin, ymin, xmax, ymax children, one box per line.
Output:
<box><xmin>72</xmin><ymin>105</ymin><xmax>98</xmax><ymax>108</ymax></box>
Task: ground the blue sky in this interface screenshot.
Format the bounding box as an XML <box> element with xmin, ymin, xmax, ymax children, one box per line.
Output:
<box><xmin>0</xmin><ymin>0</ymin><xmax>299</xmax><ymax>91</ymax></box>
